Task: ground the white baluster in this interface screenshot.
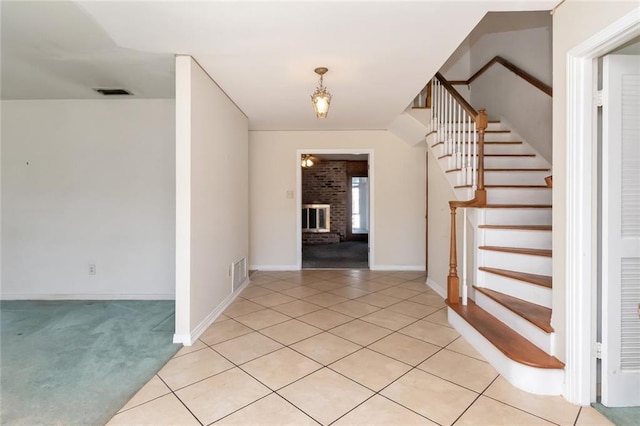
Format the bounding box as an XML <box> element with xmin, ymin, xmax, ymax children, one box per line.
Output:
<box><xmin>472</xmin><ymin>122</ymin><xmax>478</xmax><ymax>189</ymax></box>
<box><xmin>462</xmin><ymin>208</ymin><xmax>468</xmax><ymax>306</ymax></box>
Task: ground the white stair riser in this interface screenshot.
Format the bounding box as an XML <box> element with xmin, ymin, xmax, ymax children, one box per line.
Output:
<box><xmin>480</xmin><ymin>250</ymin><xmax>551</xmax><ymax>276</ymax></box>
<box><xmin>475</xmin><ymin>292</ymin><xmax>552</xmax><ymax>354</ymax></box>
<box><xmin>483</xmin><ymin>156</ymin><xmax>549</xmax><ymax>169</ymax></box>
<box><xmin>440</xmin><ymin>155</ymin><xmax>549</xmax><ymax>171</ymax></box>
<box><xmin>484</xmin><ymin>144</ymin><xmax>532</xmax><ymax>155</ymax></box>
<box><xmin>482</xmin><ymin>208</ymin><xmax>552</xmax><ymax>225</ymax></box>
<box><xmin>476</xmin><ymin>271</ymin><xmax>552</xmax><ymax>308</ymax></box>
<box><xmin>482</xmin><ymin>133</ymin><xmax>517</xmax><ymax>142</ymax></box>
<box><xmin>486</xmin><ymin>188</ymin><xmax>552</xmax><ymax>205</ymax></box>
<box><xmin>485</xmin><ymin>171</ymin><xmax>550</xmax><ymax>186</ymax></box>
<box><xmin>454</xmin><ymin>188</ymin><xmax>475</xmax><ymax>200</ymax></box>
<box><xmin>446</xmin><ymin>171</ymin><xmax>552</xmax><ymax>192</ymax></box>
<box><xmin>480</xmin><ymin>228</ymin><xmax>552</xmax><ymax>250</ymax></box>
<box><xmin>434</xmin><ymin>122</ymin><xmax>504</xmax><ymax>132</ymax></box>
<box><xmin>448</xmin><ymin>308</ymin><xmax>564</xmax><ymax>395</ymax></box>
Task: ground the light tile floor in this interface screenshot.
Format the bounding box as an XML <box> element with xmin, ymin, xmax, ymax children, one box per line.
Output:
<box><xmin>108</xmin><ymin>270</ymin><xmax>614</xmax><ymax>426</ymax></box>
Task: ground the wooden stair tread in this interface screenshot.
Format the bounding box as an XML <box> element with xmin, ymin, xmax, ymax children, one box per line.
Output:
<box><xmin>438</xmin><ymin>154</ymin><xmax>535</xmax><ymax>159</ymax></box>
<box><xmin>479</xmin><ymin>266</ymin><xmax>552</xmax><ymax>289</ymax></box>
<box><xmin>447</xmin><ymin>169</ymin><xmax>550</xmax><ymax>174</ymax></box>
<box><xmin>483</xmin><ymin>204</ymin><xmax>552</xmax><ymax>209</ymax></box>
<box><xmin>447</xmin><ymin>300</ymin><xmax>564</xmax><ymax>369</ymax></box>
<box><xmin>485</xmin><ymin>168</ymin><xmax>551</xmax><ymax>172</ymax></box>
<box><xmin>484</xmin><ymin>141</ymin><xmax>523</xmax><ymax>144</ymax></box>
<box><xmin>485</xmin><ymin>184</ymin><xmax>548</xmax><ymax>188</ymax></box>
<box><xmin>448</xmin><ymin>120</ymin><xmax>501</xmax><ymax>124</ymax></box>
<box><xmin>479</xmin><ymin>246</ymin><xmax>552</xmax><ymax>257</ymax></box>
<box><xmin>455</xmin><ymin>184</ymin><xmax>549</xmax><ymax>189</ymax></box>
<box><xmin>473</xmin><ymin>287</ymin><xmax>553</xmax><ymax>333</ymax></box>
<box><xmin>479</xmin><ymin>225</ymin><xmax>552</xmax><ymax>230</ymax></box>
<box><xmin>462</xmin><ymin>130</ymin><xmax>511</xmax><ymax>133</ymax></box>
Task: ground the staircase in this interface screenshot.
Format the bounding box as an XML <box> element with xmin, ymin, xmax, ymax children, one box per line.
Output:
<box><xmin>423</xmin><ymin>71</ymin><xmax>564</xmax><ymax>395</ymax></box>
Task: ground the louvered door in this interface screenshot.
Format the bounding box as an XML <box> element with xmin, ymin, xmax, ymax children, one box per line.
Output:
<box><xmin>601</xmin><ymin>54</ymin><xmax>640</xmax><ymax>407</ymax></box>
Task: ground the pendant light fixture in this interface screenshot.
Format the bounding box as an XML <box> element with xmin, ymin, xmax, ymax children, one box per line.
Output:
<box><xmin>311</xmin><ymin>67</ymin><xmax>332</xmax><ymax>118</ymax></box>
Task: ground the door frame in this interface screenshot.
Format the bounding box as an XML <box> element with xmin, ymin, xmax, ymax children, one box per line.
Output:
<box><xmin>565</xmin><ymin>10</ymin><xmax>640</xmax><ymax>405</ymax></box>
<box><xmin>296</xmin><ymin>149</ymin><xmax>374</xmax><ymax>270</ymax></box>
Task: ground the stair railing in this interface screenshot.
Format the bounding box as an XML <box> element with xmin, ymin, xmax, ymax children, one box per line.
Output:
<box><xmin>449</xmin><ymin>55</ymin><xmax>552</xmax><ymax>97</ymax></box>
<box><xmin>429</xmin><ymin>72</ymin><xmax>488</xmax><ymax>305</ymax></box>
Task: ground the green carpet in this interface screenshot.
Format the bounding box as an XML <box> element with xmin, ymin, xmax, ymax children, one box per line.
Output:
<box><xmin>593</xmin><ymin>402</ymin><xmax>640</xmax><ymax>426</ymax></box>
<box><xmin>1</xmin><ymin>300</ymin><xmax>181</xmax><ymax>425</ymax></box>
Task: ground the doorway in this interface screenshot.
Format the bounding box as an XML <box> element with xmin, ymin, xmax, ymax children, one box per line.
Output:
<box><xmin>564</xmin><ymin>9</ymin><xmax>639</xmax><ymax>406</ymax></box>
<box><xmin>296</xmin><ymin>149</ymin><xmax>373</xmax><ymax>269</ymax></box>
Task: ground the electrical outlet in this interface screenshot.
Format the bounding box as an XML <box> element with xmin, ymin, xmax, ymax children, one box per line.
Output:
<box><xmin>89</xmin><ymin>264</ymin><xmax>96</xmax><ymax>275</ymax></box>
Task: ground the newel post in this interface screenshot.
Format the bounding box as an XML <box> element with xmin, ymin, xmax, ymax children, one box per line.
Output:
<box><xmin>447</xmin><ymin>204</ymin><xmax>460</xmax><ymax>304</ymax></box>
<box><xmin>475</xmin><ymin>109</ymin><xmax>488</xmax><ymax>202</ymax></box>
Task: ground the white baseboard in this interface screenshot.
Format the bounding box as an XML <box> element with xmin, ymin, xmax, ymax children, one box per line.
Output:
<box><xmin>0</xmin><ymin>293</ymin><xmax>175</xmax><ymax>300</ymax></box>
<box><xmin>426</xmin><ymin>277</ymin><xmax>446</xmax><ymax>298</ymax></box>
<box><xmin>372</xmin><ymin>265</ymin><xmax>425</xmax><ymax>271</ymax></box>
<box><xmin>249</xmin><ymin>265</ymin><xmax>299</xmax><ymax>271</ymax></box>
<box><xmin>173</xmin><ymin>277</ymin><xmax>251</xmax><ymax>346</ymax></box>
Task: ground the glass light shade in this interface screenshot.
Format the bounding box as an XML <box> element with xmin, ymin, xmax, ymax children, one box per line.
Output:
<box><xmin>301</xmin><ymin>155</ymin><xmax>314</xmax><ymax>168</ymax></box>
<box><xmin>311</xmin><ymin>88</ymin><xmax>332</xmax><ymax>118</ymax></box>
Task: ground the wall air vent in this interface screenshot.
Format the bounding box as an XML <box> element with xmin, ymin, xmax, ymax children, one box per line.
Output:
<box><xmin>93</xmin><ymin>88</ymin><xmax>133</xmax><ymax>96</ymax></box>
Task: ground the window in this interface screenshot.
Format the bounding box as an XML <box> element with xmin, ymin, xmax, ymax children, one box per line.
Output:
<box><xmin>351</xmin><ymin>177</ymin><xmax>369</xmax><ymax>234</ymax></box>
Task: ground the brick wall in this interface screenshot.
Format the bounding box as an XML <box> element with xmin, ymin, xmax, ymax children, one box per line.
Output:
<box><xmin>301</xmin><ymin>232</ymin><xmax>341</xmax><ymax>245</ymax></box>
<box><xmin>302</xmin><ymin>161</ymin><xmax>347</xmax><ymax>241</ymax></box>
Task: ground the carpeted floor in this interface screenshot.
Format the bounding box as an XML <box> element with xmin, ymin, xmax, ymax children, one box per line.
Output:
<box><xmin>302</xmin><ymin>241</ymin><xmax>369</xmax><ymax>269</ymax></box>
<box><xmin>593</xmin><ymin>402</ymin><xmax>640</xmax><ymax>426</ymax></box>
<box><xmin>0</xmin><ymin>300</ymin><xmax>180</xmax><ymax>425</ymax></box>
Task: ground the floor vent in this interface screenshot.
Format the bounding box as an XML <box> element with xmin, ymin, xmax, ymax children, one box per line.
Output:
<box><xmin>231</xmin><ymin>258</ymin><xmax>247</xmax><ymax>292</ymax></box>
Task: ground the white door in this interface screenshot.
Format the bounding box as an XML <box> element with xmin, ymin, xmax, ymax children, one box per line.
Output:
<box><xmin>601</xmin><ymin>54</ymin><xmax>640</xmax><ymax>407</ymax></box>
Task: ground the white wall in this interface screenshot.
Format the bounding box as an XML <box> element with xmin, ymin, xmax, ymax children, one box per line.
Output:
<box><xmin>1</xmin><ymin>99</ymin><xmax>175</xmax><ymax>299</ymax></box>
<box><xmin>175</xmin><ymin>56</ymin><xmax>249</xmax><ymax>344</ymax></box>
<box><xmin>552</xmin><ymin>0</ymin><xmax>639</xmax><ymax>366</ymax></box>
<box><xmin>440</xmin><ymin>12</ymin><xmax>553</xmax><ymax>162</ymax></box>
<box><xmin>427</xmin><ymin>149</ymin><xmax>455</xmax><ymax>293</ymax></box>
<box><xmin>249</xmin><ymin>131</ymin><xmax>426</xmax><ymax>270</ymax></box>
<box><xmin>469</xmin><ymin>13</ymin><xmax>552</xmax><ymax>162</ymax></box>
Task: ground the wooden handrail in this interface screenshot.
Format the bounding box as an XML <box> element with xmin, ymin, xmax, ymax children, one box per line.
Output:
<box><xmin>435</xmin><ymin>72</ymin><xmax>477</xmax><ymax>118</ymax></box>
<box><xmin>449</xmin><ymin>56</ymin><xmax>552</xmax><ymax>97</ymax></box>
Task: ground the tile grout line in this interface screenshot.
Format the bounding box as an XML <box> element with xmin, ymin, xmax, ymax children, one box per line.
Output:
<box><xmin>156</xmin><ymin>373</ymin><xmax>206</xmax><ymax>426</ymax></box>
<box><xmin>163</xmin><ymin>272</ymin><xmax>456</xmax><ymax>426</ymax></box>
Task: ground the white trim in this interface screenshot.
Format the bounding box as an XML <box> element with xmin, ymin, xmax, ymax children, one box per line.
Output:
<box><xmin>173</xmin><ymin>277</ymin><xmax>250</xmax><ymax>345</ymax></box>
<box><xmin>426</xmin><ymin>277</ymin><xmax>446</xmax><ymax>299</ymax></box>
<box><xmin>296</xmin><ymin>148</ymin><xmax>375</xmax><ymax>269</ymax></box>
<box><xmin>249</xmin><ymin>265</ymin><xmax>299</xmax><ymax>271</ymax></box>
<box><xmin>0</xmin><ymin>294</ymin><xmax>175</xmax><ymax>300</ymax></box>
<box><xmin>449</xmin><ymin>307</ymin><xmax>564</xmax><ymax>395</ymax></box>
<box><xmin>564</xmin><ymin>9</ymin><xmax>640</xmax><ymax>405</ymax></box>
<box><xmin>174</xmin><ymin>55</ymin><xmax>192</xmax><ymax>345</ymax></box>
<box><xmin>373</xmin><ymin>265</ymin><xmax>425</xmax><ymax>271</ymax></box>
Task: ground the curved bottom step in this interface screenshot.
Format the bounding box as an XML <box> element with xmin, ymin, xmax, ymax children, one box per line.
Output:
<box><xmin>447</xmin><ymin>300</ymin><xmax>564</xmax><ymax>396</ymax></box>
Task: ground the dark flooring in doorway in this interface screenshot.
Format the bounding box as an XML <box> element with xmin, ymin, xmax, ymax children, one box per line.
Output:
<box><xmin>302</xmin><ymin>241</ymin><xmax>369</xmax><ymax>269</ymax></box>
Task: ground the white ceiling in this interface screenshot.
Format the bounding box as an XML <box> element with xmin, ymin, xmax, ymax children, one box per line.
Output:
<box><xmin>1</xmin><ymin>1</ymin><xmax>558</xmax><ymax>131</ymax></box>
